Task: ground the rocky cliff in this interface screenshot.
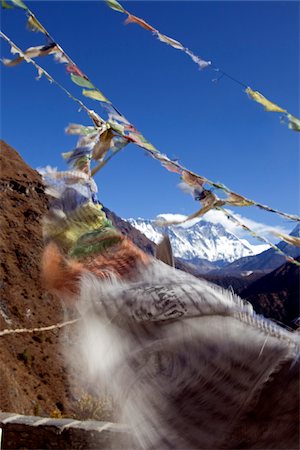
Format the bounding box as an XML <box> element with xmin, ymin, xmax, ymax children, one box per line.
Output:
<box><xmin>0</xmin><ymin>140</ymin><xmax>79</xmax><ymax>417</ymax></box>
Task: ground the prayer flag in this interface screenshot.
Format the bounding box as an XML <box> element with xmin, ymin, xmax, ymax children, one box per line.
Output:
<box><xmin>226</xmin><ymin>192</ymin><xmax>254</xmax><ymax>207</ymax></box>
<box><xmin>82</xmin><ymin>89</ymin><xmax>111</xmax><ymax>103</ymax></box>
<box><xmin>287</xmin><ymin>114</ymin><xmax>300</xmax><ymax>132</ymax></box>
<box><xmin>105</xmin><ymin>0</ymin><xmax>125</xmax><ymax>13</ymax></box>
<box><xmin>271</xmin><ymin>232</ymin><xmax>300</xmax><ymax>247</ymax></box>
<box><xmin>70</xmin><ymin>73</ymin><xmax>95</xmax><ymax>89</ymax></box>
<box><xmin>155</xmin><ymin>32</ymin><xmax>184</xmax><ymax>50</ymax></box>
<box><xmin>125</xmin><ymin>14</ymin><xmax>156</xmax><ymax>31</ymax></box>
<box><xmin>246</xmin><ymin>87</ymin><xmax>287</xmax><ymax>113</ymax></box>
<box><xmin>27</xmin><ymin>15</ymin><xmax>46</xmax><ymax>34</ymax></box>
<box><xmin>11</xmin><ymin>0</ymin><xmax>27</xmax><ymax>9</ymax></box>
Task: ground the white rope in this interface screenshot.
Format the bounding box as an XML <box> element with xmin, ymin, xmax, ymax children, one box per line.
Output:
<box><xmin>0</xmin><ymin>318</ymin><xmax>80</xmax><ymax>337</ymax></box>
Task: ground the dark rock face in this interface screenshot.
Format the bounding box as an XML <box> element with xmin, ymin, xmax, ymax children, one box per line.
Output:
<box><xmin>240</xmin><ymin>258</ymin><xmax>300</xmax><ymax>328</ymax></box>
<box><xmin>103</xmin><ymin>207</ymin><xmax>156</xmax><ymax>256</ymax></box>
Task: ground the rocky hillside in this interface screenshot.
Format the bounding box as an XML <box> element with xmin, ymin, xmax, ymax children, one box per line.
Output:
<box><xmin>0</xmin><ymin>140</ymin><xmax>79</xmax><ymax>417</ymax></box>
<box><xmin>240</xmin><ymin>258</ymin><xmax>300</xmax><ymax>328</ymax></box>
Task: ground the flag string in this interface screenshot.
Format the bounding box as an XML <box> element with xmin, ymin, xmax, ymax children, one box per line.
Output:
<box><xmin>1</xmin><ymin>2</ymin><xmax>300</xmax><ymax>266</ymax></box>
<box><xmin>104</xmin><ymin>0</ymin><xmax>300</xmax><ymax>131</ymax></box>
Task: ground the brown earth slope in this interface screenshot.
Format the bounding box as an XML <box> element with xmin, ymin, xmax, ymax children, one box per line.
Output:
<box><xmin>0</xmin><ymin>140</ymin><xmax>79</xmax><ymax>417</ymax></box>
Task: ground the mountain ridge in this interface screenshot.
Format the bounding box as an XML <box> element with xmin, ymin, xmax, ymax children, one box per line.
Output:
<box><xmin>126</xmin><ymin>215</ymin><xmax>269</xmax><ymax>268</ymax></box>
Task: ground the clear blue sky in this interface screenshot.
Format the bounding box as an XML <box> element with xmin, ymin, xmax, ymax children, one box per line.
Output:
<box><xmin>1</xmin><ymin>1</ymin><xmax>299</xmax><ymax>233</ymax></box>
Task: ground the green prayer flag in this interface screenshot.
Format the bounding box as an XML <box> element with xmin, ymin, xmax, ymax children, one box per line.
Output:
<box><xmin>11</xmin><ymin>0</ymin><xmax>27</xmax><ymax>9</ymax></box>
<box><xmin>288</xmin><ymin>114</ymin><xmax>300</xmax><ymax>132</ymax></box>
<box><xmin>1</xmin><ymin>0</ymin><xmax>14</xmax><ymax>9</ymax></box>
<box><xmin>105</xmin><ymin>0</ymin><xmax>125</xmax><ymax>13</ymax></box>
<box><xmin>108</xmin><ymin>121</ymin><xmax>125</xmax><ymax>136</ymax></box>
<box><xmin>82</xmin><ymin>89</ymin><xmax>111</xmax><ymax>103</ymax></box>
<box><xmin>70</xmin><ymin>73</ymin><xmax>95</xmax><ymax>89</ymax></box>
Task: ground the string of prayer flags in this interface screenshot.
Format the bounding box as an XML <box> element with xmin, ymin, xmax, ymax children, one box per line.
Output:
<box><xmin>105</xmin><ymin>0</ymin><xmax>211</xmax><ymax>70</ymax></box>
<box><xmin>3</xmin><ymin>0</ymin><xmax>116</xmax><ymax>108</ymax></box>
<box><xmin>105</xmin><ymin>0</ymin><xmax>298</xmax><ymax>129</ymax></box>
<box><xmin>271</xmin><ymin>231</ymin><xmax>300</xmax><ymax>248</ymax></box>
<box><xmin>196</xmin><ymin>176</ymin><xmax>300</xmax><ymax>222</ymax></box>
<box><xmin>2</xmin><ymin>29</ymin><xmax>298</xmax><ymax>233</ymax></box>
<box><xmin>2</xmin><ymin>7</ymin><xmax>300</xmax><ymax>234</ymax></box>
<box><xmin>5</xmin><ymin>0</ymin><xmax>298</xmax><ymax>133</ymax></box>
<box><xmin>0</xmin><ymin>31</ymin><xmax>107</xmax><ymax>127</ymax></box>
<box><xmin>145</xmin><ymin>148</ymin><xmax>300</xmax><ymax>224</ymax></box>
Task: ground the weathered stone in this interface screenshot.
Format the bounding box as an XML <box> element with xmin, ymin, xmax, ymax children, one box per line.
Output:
<box><xmin>0</xmin><ymin>412</ymin><xmax>131</xmax><ymax>449</ymax></box>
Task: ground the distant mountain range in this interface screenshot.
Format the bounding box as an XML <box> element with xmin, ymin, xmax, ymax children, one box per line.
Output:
<box><xmin>127</xmin><ymin>214</ymin><xmax>269</xmax><ymax>267</ymax></box>
<box><xmin>125</xmin><ymin>215</ymin><xmax>300</xmax><ymax>276</ymax></box>
<box><xmin>214</xmin><ymin>223</ymin><xmax>300</xmax><ymax>275</ymax></box>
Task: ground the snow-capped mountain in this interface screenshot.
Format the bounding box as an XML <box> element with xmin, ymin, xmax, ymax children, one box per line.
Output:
<box><xmin>126</xmin><ymin>214</ymin><xmax>269</xmax><ymax>264</ymax></box>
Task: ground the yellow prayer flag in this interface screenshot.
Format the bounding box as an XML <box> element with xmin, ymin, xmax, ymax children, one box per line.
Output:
<box><xmin>82</xmin><ymin>89</ymin><xmax>111</xmax><ymax>103</ymax></box>
<box><xmin>246</xmin><ymin>87</ymin><xmax>287</xmax><ymax>113</ymax></box>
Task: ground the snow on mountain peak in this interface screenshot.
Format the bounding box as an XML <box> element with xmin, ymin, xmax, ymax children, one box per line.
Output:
<box><xmin>126</xmin><ymin>214</ymin><xmax>269</xmax><ymax>263</ymax></box>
